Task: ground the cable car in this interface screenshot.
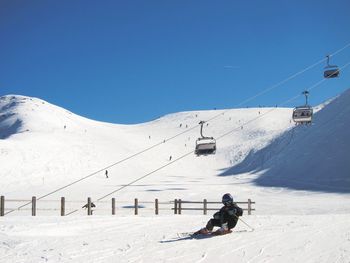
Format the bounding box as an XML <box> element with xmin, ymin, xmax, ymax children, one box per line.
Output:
<box><xmin>195</xmin><ymin>121</ymin><xmax>216</xmax><ymax>155</ymax></box>
<box><xmin>324</xmin><ymin>55</ymin><xmax>340</xmax><ymax>78</ymax></box>
<box><xmin>292</xmin><ymin>91</ymin><xmax>313</xmax><ymax>125</ymax></box>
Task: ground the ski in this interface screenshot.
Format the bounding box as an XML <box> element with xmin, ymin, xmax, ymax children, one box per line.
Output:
<box><xmin>177</xmin><ymin>229</ymin><xmax>248</xmax><ymax>239</ymax></box>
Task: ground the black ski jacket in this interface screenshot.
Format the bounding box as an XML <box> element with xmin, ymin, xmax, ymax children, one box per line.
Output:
<box><xmin>213</xmin><ymin>204</ymin><xmax>243</xmax><ymax>229</ymax></box>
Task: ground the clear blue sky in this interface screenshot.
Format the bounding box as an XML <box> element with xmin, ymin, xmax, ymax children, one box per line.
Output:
<box><xmin>1</xmin><ymin>0</ymin><xmax>350</xmax><ymax>123</ymax></box>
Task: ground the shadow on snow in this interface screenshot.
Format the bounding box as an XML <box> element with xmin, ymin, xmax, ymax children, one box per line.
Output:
<box><xmin>218</xmin><ymin>90</ymin><xmax>350</xmax><ymax>194</ymax></box>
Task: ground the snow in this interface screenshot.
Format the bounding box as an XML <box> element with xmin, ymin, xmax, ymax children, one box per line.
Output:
<box><xmin>1</xmin><ymin>215</ymin><xmax>350</xmax><ymax>263</ymax></box>
<box><xmin>1</xmin><ymin>90</ymin><xmax>350</xmax><ymax>262</ymax></box>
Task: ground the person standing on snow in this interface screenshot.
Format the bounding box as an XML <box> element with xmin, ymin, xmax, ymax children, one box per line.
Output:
<box><xmin>195</xmin><ymin>193</ymin><xmax>243</xmax><ymax>235</ymax></box>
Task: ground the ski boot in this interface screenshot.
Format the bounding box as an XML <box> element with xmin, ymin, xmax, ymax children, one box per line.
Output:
<box><xmin>193</xmin><ymin>227</ymin><xmax>210</xmax><ymax>235</ymax></box>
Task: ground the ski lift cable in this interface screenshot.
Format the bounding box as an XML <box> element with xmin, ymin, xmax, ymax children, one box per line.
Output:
<box><xmin>66</xmin><ymin>61</ymin><xmax>350</xmax><ymax>215</ymax></box>
<box><xmin>3</xmin><ymin>132</ymin><xmax>194</xmax><ymax>215</ymax></box>
<box><xmin>5</xmin><ymin>44</ymin><xmax>350</xmax><ymax>216</ymax></box>
<box><xmin>209</xmin><ymin>42</ymin><xmax>350</xmax><ymax>113</ymax></box>
<box><xmin>328</xmin><ymin>42</ymin><xmax>350</xmax><ymax>58</ymax></box>
<box><xmin>65</xmin><ymin>151</ymin><xmax>195</xmax><ymax>216</ymax></box>
<box><xmin>309</xmin><ymin>62</ymin><xmax>350</xmax><ymax>92</ymax></box>
<box><xmin>218</xmin><ymin>61</ymin><xmax>350</xmax><ymax>140</ymax></box>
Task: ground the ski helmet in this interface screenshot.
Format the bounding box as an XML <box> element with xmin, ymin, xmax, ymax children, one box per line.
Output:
<box><xmin>222</xmin><ymin>193</ymin><xmax>234</xmax><ymax>206</ymax></box>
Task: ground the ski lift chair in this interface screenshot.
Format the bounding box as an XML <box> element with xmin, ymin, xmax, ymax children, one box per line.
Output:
<box><xmin>195</xmin><ymin>137</ymin><xmax>216</xmax><ymax>155</ymax></box>
<box><xmin>292</xmin><ymin>106</ymin><xmax>313</xmax><ymax>124</ymax></box>
<box><xmin>195</xmin><ymin>120</ymin><xmax>217</xmax><ymax>155</ymax></box>
<box><xmin>324</xmin><ymin>55</ymin><xmax>340</xmax><ymax>78</ymax></box>
<box><xmin>292</xmin><ymin>91</ymin><xmax>313</xmax><ymax>124</ymax></box>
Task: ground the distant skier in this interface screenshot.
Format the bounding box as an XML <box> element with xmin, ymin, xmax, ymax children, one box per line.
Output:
<box><xmin>169</xmin><ymin>155</ymin><xmax>172</xmax><ymax>161</ymax></box>
<box><xmin>82</xmin><ymin>202</ymin><xmax>96</xmax><ymax>209</ymax></box>
<box><xmin>105</xmin><ymin>170</ymin><xmax>108</xmax><ymax>178</ymax></box>
<box><xmin>82</xmin><ymin>202</ymin><xmax>96</xmax><ymax>215</ymax></box>
<box><xmin>194</xmin><ymin>193</ymin><xmax>243</xmax><ymax>235</ymax></box>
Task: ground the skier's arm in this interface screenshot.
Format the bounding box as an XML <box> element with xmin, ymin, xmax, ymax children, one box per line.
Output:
<box><xmin>236</xmin><ymin>207</ymin><xmax>243</xmax><ymax>217</ymax></box>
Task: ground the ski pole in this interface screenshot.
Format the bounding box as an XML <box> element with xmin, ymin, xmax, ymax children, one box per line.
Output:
<box><xmin>236</xmin><ymin>215</ymin><xmax>255</xmax><ymax>232</ymax></box>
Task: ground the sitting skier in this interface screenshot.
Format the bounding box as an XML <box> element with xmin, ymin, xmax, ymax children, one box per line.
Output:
<box><xmin>195</xmin><ymin>193</ymin><xmax>243</xmax><ymax>235</ymax></box>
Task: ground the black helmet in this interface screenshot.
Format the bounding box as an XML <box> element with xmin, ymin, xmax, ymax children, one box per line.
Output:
<box><xmin>222</xmin><ymin>193</ymin><xmax>234</xmax><ymax>206</ymax></box>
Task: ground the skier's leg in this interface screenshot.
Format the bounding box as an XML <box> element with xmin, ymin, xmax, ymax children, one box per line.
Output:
<box><xmin>206</xmin><ymin>219</ymin><xmax>221</xmax><ymax>231</ymax></box>
<box><xmin>205</xmin><ymin>220</ymin><xmax>214</xmax><ymax>232</ymax></box>
<box><xmin>195</xmin><ymin>219</ymin><xmax>220</xmax><ymax>235</ymax></box>
<box><xmin>227</xmin><ymin>218</ymin><xmax>238</xmax><ymax>230</ymax></box>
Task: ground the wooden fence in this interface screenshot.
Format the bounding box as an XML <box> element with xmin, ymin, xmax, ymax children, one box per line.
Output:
<box><xmin>173</xmin><ymin>199</ymin><xmax>255</xmax><ymax>215</ymax></box>
<box><xmin>0</xmin><ymin>195</ymin><xmax>255</xmax><ymax>216</ymax></box>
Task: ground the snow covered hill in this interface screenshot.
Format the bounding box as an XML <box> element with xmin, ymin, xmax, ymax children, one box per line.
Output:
<box><xmin>1</xmin><ymin>91</ymin><xmax>350</xmax><ymax>262</ymax></box>
<box><xmin>226</xmin><ymin>89</ymin><xmax>350</xmax><ymax>193</ymax></box>
<box><xmin>0</xmin><ymin>94</ymin><xmax>294</xmax><ymax>202</ymax></box>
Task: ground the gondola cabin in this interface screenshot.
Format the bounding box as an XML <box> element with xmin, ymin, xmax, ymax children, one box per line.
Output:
<box><xmin>195</xmin><ymin>137</ymin><xmax>216</xmax><ymax>155</ymax></box>
<box><xmin>292</xmin><ymin>106</ymin><xmax>313</xmax><ymax>124</ymax></box>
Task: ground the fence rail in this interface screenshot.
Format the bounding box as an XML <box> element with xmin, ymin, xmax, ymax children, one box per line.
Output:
<box><xmin>0</xmin><ymin>195</ymin><xmax>255</xmax><ymax>217</ymax></box>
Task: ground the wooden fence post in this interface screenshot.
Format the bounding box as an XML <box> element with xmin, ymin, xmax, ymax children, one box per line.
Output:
<box><xmin>155</xmin><ymin>198</ymin><xmax>159</xmax><ymax>215</ymax></box>
<box><xmin>112</xmin><ymin>198</ymin><xmax>116</xmax><ymax>215</ymax></box>
<box><xmin>87</xmin><ymin>197</ymin><xmax>92</xmax><ymax>215</ymax></box>
<box><xmin>174</xmin><ymin>199</ymin><xmax>178</xmax><ymax>214</ymax></box>
<box><xmin>178</xmin><ymin>199</ymin><xmax>182</xmax><ymax>215</ymax></box>
<box><xmin>203</xmin><ymin>199</ymin><xmax>207</xmax><ymax>215</ymax></box>
<box><xmin>32</xmin><ymin>196</ymin><xmax>36</xmax><ymax>216</ymax></box>
<box><xmin>134</xmin><ymin>198</ymin><xmax>138</xmax><ymax>215</ymax></box>
<box><xmin>0</xmin><ymin>196</ymin><xmax>4</xmax><ymax>216</ymax></box>
<box><xmin>248</xmin><ymin>199</ymin><xmax>252</xmax><ymax>215</ymax></box>
<box><xmin>61</xmin><ymin>197</ymin><xmax>65</xmax><ymax>216</ymax></box>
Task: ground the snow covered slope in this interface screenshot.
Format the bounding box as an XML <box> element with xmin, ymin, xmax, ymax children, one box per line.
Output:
<box><xmin>0</xmin><ymin>94</ymin><xmax>294</xmax><ymax>201</ymax></box>
<box><xmin>1</xmin><ymin>214</ymin><xmax>350</xmax><ymax>263</ymax></box>
<box><xmin>225</xmin><ymin>89</ymin><xmax>350</xmax><ymax>193</ymax></box>
<box><xmin>1</xmin><ymin>91</ymin><xmax>350</xmax><ymax>262</ymax></box>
